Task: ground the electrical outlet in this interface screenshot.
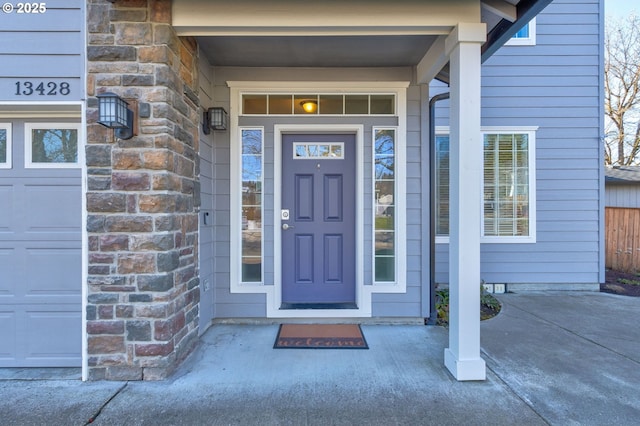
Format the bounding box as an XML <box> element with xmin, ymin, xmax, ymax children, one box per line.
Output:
<box><xmin>482</xmin><ymin>283</ymin><xmax>494</xmax><ymax>293</ymax></box>
<box><xmin>493</xmin><ymin>283</ymin><xmax>506</xmax><ymax>294</ymax></box>
<box><xmin>203</xmin><ymin>279</ymin><xmax>210</xmax><ymax>291</ymax></box>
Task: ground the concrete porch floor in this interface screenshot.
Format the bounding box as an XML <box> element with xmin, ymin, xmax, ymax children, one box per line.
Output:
<box><xmin>1</xmin><ymin>292</ymin><xmax>639</xmax><ymax>425</ymax></box>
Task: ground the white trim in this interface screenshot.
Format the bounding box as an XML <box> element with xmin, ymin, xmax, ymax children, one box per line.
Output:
<box><xmin>0</xmin><ymin>123</ymin><xmax>12</xmax><ymax>169</ymax></box>
<box><xmin>505</xmin><ymin>18</ymin><xmax>536</xmax><ymax>46</ymax></box>
<box><xmin>228</xmin><ymin>81</ymin><xmax>409</xmax><ymax>318</ymax></box>
<box><xmin>24</xmin><ymin>123</ymin><xmax>81</xmax><ymax>169</ymax></box>
<box><xmin>80</xmin><ymin>106</ymin><xmax>88</xmax><ymax>381</ymax></box>
<box><xmin>172</xmin><ymin>0</ymin><xmax>471</xmax><ymax>37</ymax></box>
<box><xmin>80</xmin><ymin>0</ymin><xmax>88</xmax><ymax>381</ymax></box>
<box><xmin>0</xmin><ymin>101</ymin><xmax>83</xmax><ymax>118</ymax></box>
<box><xmin>228</xmin><ymin>81</ymin><xmax>410</xmax><ymax>91</ymax></box>
<box><xmin>435</xmin><ymin>126</ymin><xmax>538</xmax><ymax>244</ymax></box>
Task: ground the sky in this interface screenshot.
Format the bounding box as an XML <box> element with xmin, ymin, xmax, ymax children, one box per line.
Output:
<box><xmin>606</xmin><ymin>0</ymin><xmax>637</xmax><ymax>18</ymax></box>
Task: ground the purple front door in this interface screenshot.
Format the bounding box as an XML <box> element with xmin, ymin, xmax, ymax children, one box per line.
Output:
<box><xmin>281</xmin><ymin>134</ymin><xmax>356</xmax><ymax>306</ymax></box>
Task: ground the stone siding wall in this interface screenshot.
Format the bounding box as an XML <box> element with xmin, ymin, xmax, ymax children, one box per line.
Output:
<box><xmin>86</xmin><ymin>0</ymin><xmax>201</xmax><ymax>380</ymax></box>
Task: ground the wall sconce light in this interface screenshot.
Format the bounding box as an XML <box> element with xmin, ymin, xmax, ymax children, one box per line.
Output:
<box><xmin>203</xmin><ymin>107</ymin><xmax>228</xmax><ymax>134</ymax></box>
<box><xmin>96</xmin><ymin>92</ymin><xmax>136</xmax><ymax>140</ymax></box>
<box><xmin>300</xmin><ymin>100</ymin><xmax>318</xmax><ymax>114</ymax></box>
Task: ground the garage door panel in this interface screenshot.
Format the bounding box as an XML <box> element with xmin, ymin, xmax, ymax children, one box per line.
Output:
<box><xmin>0</xmin><ymin>185</ymin><xmax>14</xmax><ymax>233</ymax></box>
<box><xmin>25</xmin><ymin>247</ymin><xmax>82</xmax><ymax>298</ymax></box>
<box><xmin>24</xmin><ymin>309</ymin><xmax>81</xmax><ymax>366</ymax></box>
<box><xmin>0</xmin><ymin>310</ymin><xmax>17</xmax><ymax>361</ymax></box>
<box><xmin>25</xmin><ymin>184</ymin><xmax>81</xmax><ymax>234</ymax></box>
<box><xmin>0</xmin><ymin>248</ymin><xmax>17</xmax><ymax>297</ymax></box>
<box><xmin>0</xmin><ymin>306</ymin><xmax>81</xmax><ymax>367</ymax></box>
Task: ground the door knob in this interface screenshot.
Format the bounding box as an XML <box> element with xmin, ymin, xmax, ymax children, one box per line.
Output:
<box><xmin>282</xmin><ymin>223</ymin><xmax>294</xmax><ymax>230</ymax></box>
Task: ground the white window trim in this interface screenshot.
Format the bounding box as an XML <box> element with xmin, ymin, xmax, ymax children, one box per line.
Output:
<box><xmin>372</xmin><ymin>127</ymin><xmax>406</xmax><ymax>285</ymax></box>
<box><xmin>435</xmin><ymin>126</ymin><xmax>537</xmax><ymax>244</ymax></box>
<box><xmin>24</xmin><ymin>122</ymin><xmax>81</xmax><ymax>169</ymax></box>
<box><xmin>505</xmin><ymin>18</ymin><xmax>536</xmax><ymax>46</ymax></box>
<box><xmin>228</xmin><ymin>81</ymin><xmax>409</xmax><ymax>318</ymax></box>
<box><xmin>0</xmin><ymin>123</ymin><xmax>11</xmax><ymax>169</ymax></box>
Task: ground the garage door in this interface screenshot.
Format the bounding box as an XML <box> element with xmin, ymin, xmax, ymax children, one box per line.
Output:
<box><xmin>0</xmin><ymin>120</ymin><xmax>82</xmax><ymax>367</ymax></box>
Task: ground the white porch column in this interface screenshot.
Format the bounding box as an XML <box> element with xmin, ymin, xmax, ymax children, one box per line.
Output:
<box><xmin>444</xmin><ymin>23</ymin><xmax>487</xmax><ymax>381</ymax></box>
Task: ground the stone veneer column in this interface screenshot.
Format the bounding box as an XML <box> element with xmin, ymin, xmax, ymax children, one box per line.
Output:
<box><xmin>86</xmin><ymin>0</ymin><xmax>201</xmax><ymax>380</ymax></box>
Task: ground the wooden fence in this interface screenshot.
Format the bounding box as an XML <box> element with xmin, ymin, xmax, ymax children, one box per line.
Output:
<box><xmin>606</xmin><ymin>207</ymin><xmax>640</xmax><ymax>273</ymax></box>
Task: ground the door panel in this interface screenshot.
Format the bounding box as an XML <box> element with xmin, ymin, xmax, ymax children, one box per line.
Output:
<box><xmin>324</xmin><ymin>175</ymin><xmax>343</xmax><ymax>220</ymax></box>
<box><xmin>295</xmin><ymin>234</ymin><xmax>314</xmax><ymax>283</ymax></box>
<box><xmin>295</xmin><ymin>175</ymin><xmax>314</xmax><ymax>220</ymax></box>
<box><xmin>323</xmin><ymin>235</ymin><xmax>343</xmax><ymax>282</ymax></box>
<box><xmin>281</xmin><ymin>134</ymin><xmax>356</xmax><ymax>305</ymax></box>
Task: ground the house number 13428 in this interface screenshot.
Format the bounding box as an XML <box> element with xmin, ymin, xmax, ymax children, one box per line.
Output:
<box><xmin>15</xmin><ymin>81</ymin><xmax>71</xmax><ymax>96</ymax></box>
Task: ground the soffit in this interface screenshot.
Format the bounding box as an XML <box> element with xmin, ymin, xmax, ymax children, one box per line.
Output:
<box><xmin>197</xmin><ymin>35</ymin><xmax>438</xmax><ymax>68</ymax></box>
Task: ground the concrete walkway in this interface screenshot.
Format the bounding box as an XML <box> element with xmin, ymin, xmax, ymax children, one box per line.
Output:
<box><xmin>1</xmin><ymin>292</ymin><xmax>639</xmax><ymax>425</ymax></box>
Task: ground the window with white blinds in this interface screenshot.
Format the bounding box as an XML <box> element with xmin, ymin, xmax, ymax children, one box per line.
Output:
<box><xmin>436</xmin><ymin>129</ymin><xmax>536</xmax><ymax>243</ymax></box>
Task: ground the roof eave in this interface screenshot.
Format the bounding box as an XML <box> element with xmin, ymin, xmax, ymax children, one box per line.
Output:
<box><xmin>435</xmin><ymin>0</ymin><xmax>553</xmax><ymax>83</ymax></box>
<box><xmin>482</xmin><ymin>0</ymin><xmax>554</xmax><ymax>61</ymax></box>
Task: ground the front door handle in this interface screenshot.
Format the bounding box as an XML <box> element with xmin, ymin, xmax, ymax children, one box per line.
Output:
<box><xmin>282</xmin><ymin>223</ymin><xmax>295</xmax><ymax>230</ymax></box>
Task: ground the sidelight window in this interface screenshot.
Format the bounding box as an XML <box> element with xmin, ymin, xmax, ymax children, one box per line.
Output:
<box><xmin>373</xmin><ymin>128</ymin><xmax>396</xmax><ymax>282</ymax></box>
<box><xmin>241</xmin><ymin>128</ymin><xmax>263</xmax><ymax>282</ymax></box>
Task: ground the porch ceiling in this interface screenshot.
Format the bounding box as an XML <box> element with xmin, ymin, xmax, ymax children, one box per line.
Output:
<box><xmin>197</xmin><ymin>35</ymin><xmax>438</xmax><ymax>68</ymax></box>
<box><xmin>176</xmin><ymin>0</ymin><xmax>554</xmax><ymax>82</ymax></box>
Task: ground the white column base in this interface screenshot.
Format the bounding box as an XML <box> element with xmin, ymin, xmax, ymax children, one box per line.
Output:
<box><xmin>444</xmin><ymin>348</ymin><xmax>486</xmax><ymax>381</ymax></box>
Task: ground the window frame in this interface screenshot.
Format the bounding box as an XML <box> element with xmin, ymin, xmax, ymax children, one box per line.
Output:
<box><xmin>505</xmin><ymin>18</ymin><xmax>537</xmax><ymax>46</ymax></box>
<box><xmin>24</xmin><ymin>123</ymin><xmax>80</xmax><ymax>169</ymax></box>
<box><xmin>0</xmin><ymin>123</ymin><xmax>12</xmax><ymax>169</ymax></box>
<box><xmin>435</xmin><ymin>126</ymin><xmax>537</xmax><ymax>244</ymax></box>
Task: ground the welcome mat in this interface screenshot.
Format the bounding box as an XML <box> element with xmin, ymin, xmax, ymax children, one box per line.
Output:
<box><xmin>274</xmin><ymin>324</ymin><xmax>368</xmax><ymax>349</ymax></box>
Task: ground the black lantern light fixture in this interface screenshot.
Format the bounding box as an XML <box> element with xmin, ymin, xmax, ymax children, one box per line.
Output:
<box><xmin>97</xmin><ymin>92</ymin><xmax>136</xmax><ymax>140</ymax></box>
<box><xmin>203</xmin><ymin>107</ymin><xmax>228</xmax><ymax>134</ymax></box>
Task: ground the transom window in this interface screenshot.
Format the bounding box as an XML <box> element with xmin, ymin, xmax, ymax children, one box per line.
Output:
<box><xmin>25</xmin><ymin>123</ymin><xmax>80</xmax><ymax>168</ymax></box>
<box><xmin>293</xmin><ymin>142</ymin><xmax>344</xmax><ymax>159</ymax></box>
<box><xmin>242</xmin><ymin>93</ymin><xmax>395</xmax><ymax>115</ymax></box>
<box><xmin>0</xmin><ymin>124</ymin><xmax>11</xmax><ymax>169</ymax></box>
<box><xmin>436</xmin><ymin>128</ymin><xmax>536</xmax><ymax>242</ymax></box>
